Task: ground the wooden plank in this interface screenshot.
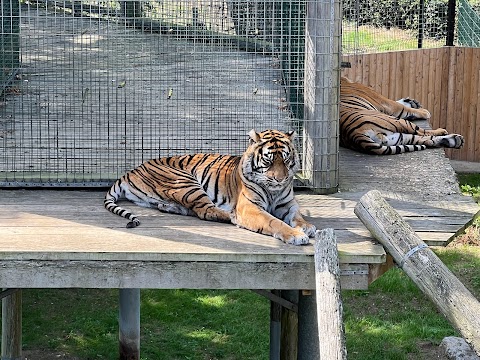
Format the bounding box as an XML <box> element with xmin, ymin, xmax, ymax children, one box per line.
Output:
<box><xmin>0</xmin><ymin>259</ymin><xmax>371</xmax><ymax>291</ymax></box>
<box><xmin>388</xmin><ymin>51</ymin><xmax>398</xmax><ymax>100</ymax></box>
<box><xmin>466</xmin><ymin>48</ymin><xmax>478</xmax><ymax>162</ymax></box>
<box><xmin>475</xmin><ymin>50</ymin><xmax>480</xmax><ymax>162</ymax></box>
<box><xmin>454</xmin><ymin>48</ymin><xmax>465</xmax><ymax>147</ymax></box>
<box><xmin>427</xmin><ymin>48</ymin><xmax>437</xmax><ymax>127</ymax></box>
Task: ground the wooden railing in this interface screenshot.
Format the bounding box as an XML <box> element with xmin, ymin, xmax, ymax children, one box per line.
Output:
<box><xmin>342</xmin><ymin>47</ymin><xmax>480</xmax><ymax>162</ymax></box>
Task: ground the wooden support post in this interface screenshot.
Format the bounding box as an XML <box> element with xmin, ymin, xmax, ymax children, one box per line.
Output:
<box><xmin>298</xmin><ymin>229</ymin><xmax>347</xmax><ymax>360</ymax></box>
<box><xmin>119</xmin><ymin>289</ymin><xmax>140</xmax><ymax>360</ymax></box>
<box><xmin>1</xmin><ymin>290</ymin><xmax>22</xmax><ymax>360</ymax></box>
<box><xmin>280</xmin><ymin>290</ymin><xmax>298</xmax><ymax>360</ymax></box>
<box><xmin>355</xmin><ymin>190</ymin><xmax>480</xmax><ymax>356</ymax></box>
<box><xmin>298</xmin><ymin>290</ymin><xmax>318</xmax><ymax>360</ymax></box>
<box><xmin>270</xmin><ymin>290</ymin><xmax>282</xmax><ymax>360</ymax></box>
<box><xmin>302</xmin><ymin>0</ymin><xmax>341</xmax><ymax>193</ymax></box>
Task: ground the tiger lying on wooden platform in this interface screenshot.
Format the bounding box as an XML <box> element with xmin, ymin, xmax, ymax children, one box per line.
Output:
<box><xmin>105</xmin><ymin>129</ymin><xmax>316</xmax><ymax>245</ymax></box>
<box><xmin>340</xmin><ymin>76</ymin><xmax>464</xmax><ymax>155</ymax></box>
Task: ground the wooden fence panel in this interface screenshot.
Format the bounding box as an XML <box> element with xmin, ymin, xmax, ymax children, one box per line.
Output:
<box><xmin>342</xmin><ymin>47</ymin><xmax>480</xmax><ymax>162</ymax></box>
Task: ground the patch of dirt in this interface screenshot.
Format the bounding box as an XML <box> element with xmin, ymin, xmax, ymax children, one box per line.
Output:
<box><xmin>407</xmin><ymin>341</ymin><xmax>448</xmax><ymax>360</ymax></box>
<box><xmin>449</xmin><ymin>225</ymin><xmax>480</xmax><ymax>247</ymax></box>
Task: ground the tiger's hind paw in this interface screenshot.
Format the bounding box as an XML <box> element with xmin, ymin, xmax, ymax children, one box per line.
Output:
<box><xmin>438</xmin><ymin>134</ymin><xmax>464</xmax><ymax>149</ymax></box>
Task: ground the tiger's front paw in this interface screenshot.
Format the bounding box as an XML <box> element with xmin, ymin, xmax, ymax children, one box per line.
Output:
<box><xmin>398</xmin><ymin>97</ymin><xmax>422</xmax><ymax>109</ymax></box>
<box><xmin>274</xmin><ymin>228</ymin><xmax>310</xmax><ymax>245</ymax></box>
<box><xmin>286</xmin><ymin>233</ymin><xmax>310</xmax><ymax>246</ymax></box>
<box><xmin>295</xmin><ymin>222</ymin><xmax>316</xmax><ymax>237</ymax></box>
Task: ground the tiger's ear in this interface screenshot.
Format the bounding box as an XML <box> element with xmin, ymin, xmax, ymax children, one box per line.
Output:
<box><xmin>285</xmin><ymin>130</ymin><xmax>296</xmax><ymax>140</ymax></box>
<box><xmin>248</xmin><ymin>129</ymin><xmax>260</xmax><ymax>144</ymax></box>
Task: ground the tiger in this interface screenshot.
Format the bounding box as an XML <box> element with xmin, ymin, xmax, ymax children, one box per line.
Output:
<box><xmin>104</xmin><ymin>129</ymin><xmax>316</xmax><ymax>245</ymax></box>
<box><xmin>340</xmin><ymin>76</ymin><xmax>464</xmax><ymax>155</ymax></box>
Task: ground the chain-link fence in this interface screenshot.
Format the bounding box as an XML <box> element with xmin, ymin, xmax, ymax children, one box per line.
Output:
<box><xmin>0</xmin><ymin>0</ymin><xmax>340</xmax><ymax>192</ymax></box>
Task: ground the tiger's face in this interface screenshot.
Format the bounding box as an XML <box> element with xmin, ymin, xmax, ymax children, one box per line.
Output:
<box><xmin>241</xmin><ymin>129</ymin><xmax>299</xmax><ymax>191</ymax></box>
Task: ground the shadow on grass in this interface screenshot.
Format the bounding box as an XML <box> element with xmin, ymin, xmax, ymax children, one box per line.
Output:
<box><xmin>21</xmin><ymin>289</ymin><xmax>269</xmax><ymax>360</ymax></box>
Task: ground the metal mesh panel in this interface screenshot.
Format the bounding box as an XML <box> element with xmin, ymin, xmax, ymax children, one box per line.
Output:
<box><xmin>458</xmin><ymin>0</ymin><xmax>480</xmax><ymax>46</ymax></box>
<box><xmin>0</xmin><ymin>0</ymin><xmax>340</xmax><ymax>192</ymax></box>
<box><xmin>342</xmin><ymin>0</ymin><xmax>455</xmax><ymax>54</ymax></box>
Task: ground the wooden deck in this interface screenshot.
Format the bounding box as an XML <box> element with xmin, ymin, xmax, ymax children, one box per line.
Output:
<box><xmin>0</xmin><ymin>132</ymin><xmax>477</xmax><ymax>360</ymax></box>
<box><xmin>0</xmin><ymin>138</ymin><xmax>477</xmax><ymax>292</ymax></box>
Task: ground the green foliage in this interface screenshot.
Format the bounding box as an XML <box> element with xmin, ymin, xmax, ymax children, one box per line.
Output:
<box><xmin>458</xmin><ymin>173</ymin><xmax>480</xmax><ymax>203</ymax></box>
<box><xmin>343</xmin><ymin>0</ymin><xmax>449</xmax><ymax>41</ymax></box>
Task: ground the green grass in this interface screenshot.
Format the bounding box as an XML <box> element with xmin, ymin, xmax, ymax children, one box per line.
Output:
<box><xmin>342</xmin><ymin>24</ymin><xmax>444</xmax><ymax>54</ymax></box>
<box><xmin>22</xmin><ymin>289</ymin><xmax>270</xmax><ymax>360</ymax></box>
<box><xmin>458</xmin><ymin>173</ymin><xmax>480</xmax><ymax>205</ymax></box>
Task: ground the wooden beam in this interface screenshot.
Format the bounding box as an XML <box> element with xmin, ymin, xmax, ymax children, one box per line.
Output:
<box><xmin>355</xmin><ymin>190</ymin><xmax>480</xmax><ymax>356</ymax></box>
<box><xmin>298</xmin><ymin>229</ymin><xmax>347</xmax><ymax>360</ymax></box>
<box><xmin>315</xmin><ymin>229</ymin><xmax>347</xmax><ymax>359</ymax></box>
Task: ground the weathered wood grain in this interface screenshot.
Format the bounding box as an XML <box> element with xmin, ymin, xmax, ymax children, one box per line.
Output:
<box><xmin>313</xmin><ymin>229</ymin><xmax>347</xmax><ymax>360</ymax></box>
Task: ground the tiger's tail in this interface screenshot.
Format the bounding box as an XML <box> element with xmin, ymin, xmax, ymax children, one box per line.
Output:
<box><xmin>366</xmin><ymin>144</ymin><xmax>427</xmax><ymax>155</ymax></box>
<box><xmin>104</xmin><ymin>179</ymin><xmax>141</xmax><ymax>228</ymax></box>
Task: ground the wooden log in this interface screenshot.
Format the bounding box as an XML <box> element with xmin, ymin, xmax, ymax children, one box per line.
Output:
<box><xmin>1</xmin><ymin>290</ymin><xmax>22</xmax><ymax>360</ymax></box>
<box><xmin>316</xmin><ymin>229</ymin><xmax>347</xmax><ymax>360</ymax></box>
<box><xmin>354</xmin><ymin>190</ymin><xmax>480</xmax><ymax>356</ymax></box>
<box><xmin>119</xmin><ymin>289</ymin><xmax>140</xmax><ymax>360</ymax></box>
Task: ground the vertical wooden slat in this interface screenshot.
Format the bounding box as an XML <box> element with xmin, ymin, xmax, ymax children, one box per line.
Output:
<box><xmin>420</xmin><ymin>50</ymin><xmax>426</xmax><ymax>104</ymax></box>
<box><xmin>388</xmin><ymin>52</ymin><xmax>397</xmax><ymax>100</ymax></box>
<box><xmin>427</xmin><ymin>49</ymin><xmax>437</xmax><ymax>128</ymax></box>
<box><xmin>381</xmin><ymin>53</ymin><xmax>390</xmax><ymax>97</ymax></box>
<box><xmin>442</xmin><ymin>47</ymin><xmax>451</xmax><ymax>126</ymax></box>
<box><xmin>453</xmin><ymin>48</ymin><xmax>465</xmax><ymax>161</ymax></box>
<box><xmin>474</xmin><ymin>51</ymin><xmax>480</xmax><ymax>162</ymax></box>
<box><xmin>393</xmin><ymin>51</ymin><xmax>407</xmax><ymax>99</ymax></box>
<box><xmin>368</xmin><ymin>53</ymin><xmax>378</xmax><ymax>90</ymax></box>
<box><xmin>462</xmin><ymin>48</ymin><xmax>474</xmax><ymax>161</ymax></box>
